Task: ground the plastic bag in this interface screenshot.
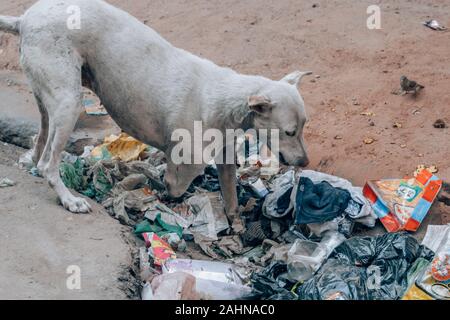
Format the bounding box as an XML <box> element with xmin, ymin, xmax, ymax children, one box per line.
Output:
<box><xmin>287</xmin><ymin>231</ymin><xmax>346</xmax><ymax>282</ymax></box>
<box><xmin>60</xmin><ymin>158</ymin><xmax>86</xmax><ymax>191</ymax></box>
<box><xmin>150</xmin><ymin>272</ymin><xmax>201</xmax><ymax>300</ymax></box>
<box><xmin>251</xmin><ymin>261</ymin><xmax>297</xmax><ymax>300</ymax></box>
<box><xmin>401</xmin><ymin>258</ymin><xmax>434</xmax><ymax>300</ymax></box>
<box><xmin>296</xmin><ymin>233</ymin><xmax>434</xmax><ymax>300</ymax></box>
<box><xmin>307</xmin><ymin>215</ymin><xmax>354</xmax><ymax>238</ymax></box>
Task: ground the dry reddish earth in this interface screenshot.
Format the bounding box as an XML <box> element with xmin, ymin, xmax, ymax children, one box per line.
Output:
<box><xmin>1</xmin><ymin>0</ymin><xmax>448</xmax><ymax>183</ymax></box>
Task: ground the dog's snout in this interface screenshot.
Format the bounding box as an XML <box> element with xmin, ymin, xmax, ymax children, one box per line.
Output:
<box><xmin>164</xmin><ymin>177</ymin><xmax>174</xmax><ymax>194</ymax></box>
<box><xmin>279</xmin><ymin>152</ymin><xmax>310</xmax><ymax>167</ymax></box>
<box><xmin>295</xmin><ymin>157</ymin><xmax>310</xmax><ymax>167</ymax></box>
<box><xmin>164</xmin><ymin>176</ymin><xmax>185</xmax><ymax>198</ymax></box>
<box><xmin>279</xmin><ymin>152</ymin><xmax>289</xmax><ymax>166</ymax></box>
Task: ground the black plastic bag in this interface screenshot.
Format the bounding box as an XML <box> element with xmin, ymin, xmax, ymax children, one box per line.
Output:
<box><xmin>251</xmin><ymin>261</ymin><xmax>296</xmax><ymax>300</ymax></box>
<box><xmin>296</xmin><ymin>232</ymin><xmax>434</xmax><ymax>300</ymax></box>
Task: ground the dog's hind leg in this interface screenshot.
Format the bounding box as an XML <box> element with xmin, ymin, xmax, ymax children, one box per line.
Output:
<box><xmin>45</xmin><ymin>95</ymin><xmax>92</xmax><ymax>213</ymax></box>
<box><xmin>30</xmin><ymin>93</ymin><xmax>49</xmax><ymax>165</ymax></box>
<box><xmin>21</xmin><ymin>48</ymin><xmax>91</xmax><ymax>213</ymax></box>
<box><xmin>17</xmin><ymin>90</ymin><xmax>49</xmax><ymax>169</ymax></box>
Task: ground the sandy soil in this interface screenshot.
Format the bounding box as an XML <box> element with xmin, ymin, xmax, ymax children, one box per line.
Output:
<box><xmin>1</xmin><ymin>0</ymin><xmax>449</xmax><ymax>183</ymax></box>
<box><xmin>0</xmin><ymin>0</ymin><xmax>449</xmax><ymax>298</ymax></box>
<box><xmin>0</xmin><ymin>143</ymin><xmax>138</xmax><ymax>299</ymax></box>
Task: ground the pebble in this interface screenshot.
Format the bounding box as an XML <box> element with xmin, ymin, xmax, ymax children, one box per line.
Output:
<box><xmin>0</xmin><ymin>178</ymin><xmax>16</xmax><ymax>188</ymax></box>
<box><xmin>433</xmin><ymin>119</ymin><xmax>446</xmax><ymax>129</ymax></box>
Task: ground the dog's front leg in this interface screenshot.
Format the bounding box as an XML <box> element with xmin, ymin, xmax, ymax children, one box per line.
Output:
<box><xmin>216</xmin><ymin>163</ymin><xmax>245</xmax><ymax>234</ymax></box>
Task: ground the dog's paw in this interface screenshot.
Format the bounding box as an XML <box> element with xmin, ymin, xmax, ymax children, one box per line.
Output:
<box><xmin>231</xmin><ymin>217</ymin><xmax>246</xmax><ymax>235</ymax></box>
<box><xmin>61</xmin><ymin>195</ymin><xmax>92</xmax><ymax>213</ymax></box>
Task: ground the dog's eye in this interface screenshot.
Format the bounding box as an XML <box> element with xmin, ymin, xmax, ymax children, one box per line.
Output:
<box><xmin>285</xmin><ymin>130</ymin><xmax>296</xmax><ymax>137</ymax></box>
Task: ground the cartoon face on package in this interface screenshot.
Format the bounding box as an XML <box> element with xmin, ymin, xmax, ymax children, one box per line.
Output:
<box><xmin>397</xmin><ymin>180</ymin><xmax>423</xmax><ymax>202</ymax></box>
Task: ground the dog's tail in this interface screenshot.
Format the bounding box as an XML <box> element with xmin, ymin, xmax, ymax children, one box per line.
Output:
<box><xmin>0</xmin><ymin>15</ymin><xmax>21</xmax><ymax>35</ymax></box>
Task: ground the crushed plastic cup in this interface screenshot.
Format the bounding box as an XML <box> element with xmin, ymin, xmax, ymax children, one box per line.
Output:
<box><xmin>287</xmin><ymin>231</ymin><xmax>346</xmax><ymax>282</ymax></box>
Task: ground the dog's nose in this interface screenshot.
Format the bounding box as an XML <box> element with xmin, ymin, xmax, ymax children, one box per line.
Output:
<box><xmin>164</xmin><ymin>177</ymin><xmax>185</xmax><ymax>198</ymax></box>
<box><xmin>164</xmin><ymin>177</ymin><xmax>174</xmax><ymax>193</ymax></box>
<box><xmin>296</xmin><ymin>157</ymin><xmax>310</xmax><ymax>167</ymax></box>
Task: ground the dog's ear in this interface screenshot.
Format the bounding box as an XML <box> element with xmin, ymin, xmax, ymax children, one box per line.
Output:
<box><xmin>248</xmin><ymin>95</ymin><xmax>273</xmax><ymax>114</ymax></box>
<box><xmin>234</xmin><ymin>96</ymin><xmax>273</xmax><ymax>124</ymax></box>
<box><xmin>281</xmin><ymin>71</ymin><xmax>313</xmax><ymax>86</ymax></box>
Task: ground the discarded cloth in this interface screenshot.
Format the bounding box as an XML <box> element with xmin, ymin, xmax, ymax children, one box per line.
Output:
<box><xmin>263</xmin><ymin>170</ymin><xmax>296</xmax><ymax>219</ymax></box>
<box><xmin>300</xmin><ymin>170</ymin><xmax>376</xmax><ymax>223</ymax></box>
<box><xmin>295</xmin><ymin>232</ymin><xmax>434</xmax><ymax>300</ymax></box>
<box><xmin>189</xmin><ymin>165</ymin><xmax>220</xmax><ymax>193</ymax></box>
<box><xmin>295</xmin><ymin>177</ymin><xmax>351</xmax><ymax>224</ymax></box>
<box><xmin>242</xmin><ymin>219</ymin><xmax>273</xmax><ymax>246</ymax></box>
<box><xmin>213</xmin><ymin>235</ymin><xmax>245</xmax><ymax>258</ymax></box>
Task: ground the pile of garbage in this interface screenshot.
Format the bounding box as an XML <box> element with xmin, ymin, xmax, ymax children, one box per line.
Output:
<box><xmin>55</xmin><ymin>133</ymin><xmax>448</xmax><ymax>300</ymax></box>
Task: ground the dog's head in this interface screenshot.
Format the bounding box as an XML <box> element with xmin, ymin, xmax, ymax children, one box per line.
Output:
<box><xmin>247</xmin><ymin>71</ymin><xmax>312</xmax><ymax>167</ymax></box>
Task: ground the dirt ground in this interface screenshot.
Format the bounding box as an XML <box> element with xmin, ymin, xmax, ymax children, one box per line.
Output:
<box><xmin>0</xmin><ymin>0</ymin><xmax>449</xmax><ymax>299</ymax></box>
<box><xmin>2</xmin><ymin>0</ymin><xmax>449</xmax><ymax>182</ymax></box>
<box><xmin>0</xmin><ymin>142</ymin><xmax>138</xmax><ymax>299</ymax></box>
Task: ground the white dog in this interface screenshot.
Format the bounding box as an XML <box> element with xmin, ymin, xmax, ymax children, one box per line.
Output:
<box><xmin>0</xmin><ymin>0</ymin><xmax>310</xmax><ymax>233</ymax></box>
